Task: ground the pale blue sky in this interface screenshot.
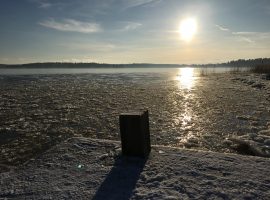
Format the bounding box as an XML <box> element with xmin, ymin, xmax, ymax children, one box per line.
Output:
<box><xmin>0</xmin><ymin>0</ymin><xmax>270</xmax><ymax>64</ymax></box>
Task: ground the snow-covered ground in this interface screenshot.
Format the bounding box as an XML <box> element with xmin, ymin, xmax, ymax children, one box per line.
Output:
<box><xmin>1</xmin><ymin>71</ymin><xmax>270</xmax><ymax>168</ymax></box>
<box><xmin>1</xmin><ymin>137</ymin><xmax>269</xmax><ymax>199</ymax></box>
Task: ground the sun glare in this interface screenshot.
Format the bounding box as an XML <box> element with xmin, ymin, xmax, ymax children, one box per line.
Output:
<box><xmin>179</xmin><ymin>18</ymin><xmax>197</xmax><ymax>42</ymax></box>
<box><xmin>176</xmin><ymin>68</ymin><xmax>195</xmax><ymax>89</ymax></box>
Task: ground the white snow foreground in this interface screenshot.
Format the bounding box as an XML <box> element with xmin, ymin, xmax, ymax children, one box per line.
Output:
<box><xmin>1</xmin><ymin>137</ymin><xmax>270</xmax><ymax>199</ymax></box>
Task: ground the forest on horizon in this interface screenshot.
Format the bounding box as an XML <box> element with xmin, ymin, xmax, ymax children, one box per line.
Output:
<box><xmin>0</xmin><ymin>58</ymin><xmax>270</xmax><ymax>69</ymax></box>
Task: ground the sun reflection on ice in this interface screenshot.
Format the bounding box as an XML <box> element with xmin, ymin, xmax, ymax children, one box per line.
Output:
<box><xmin>175</xmin><ymin>68</ymin><xmax>195</xmax><ymax>90</ymax></box>
<box><xmin>182</xmin><ymin>113</ymin><xmax>192</xmax><ymax>126</ymax></box>
<box><xmin>174</xmin><ymin>67</ymin><xmax>198</xmax><ymax>147</ymax></box>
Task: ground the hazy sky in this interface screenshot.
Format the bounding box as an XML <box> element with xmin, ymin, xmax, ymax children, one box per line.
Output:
<box><xmin>1</xmin><ymin>0</ymin><xmax>270</xmax><ymax>64</ymax></box>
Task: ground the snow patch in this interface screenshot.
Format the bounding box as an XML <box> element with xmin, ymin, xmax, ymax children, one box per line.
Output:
<box><xmin>1</xmin><ymin>138</ymin><xmax>270</xmax><ymax>199</ymax></box>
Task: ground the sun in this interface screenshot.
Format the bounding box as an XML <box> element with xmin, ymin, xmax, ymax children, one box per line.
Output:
<box><xmin>179</xmin><ymin>18</ymin><xmax>197</xmax><ymax>42</ymax></box>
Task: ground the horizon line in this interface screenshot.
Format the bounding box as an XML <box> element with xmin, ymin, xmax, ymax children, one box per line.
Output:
<box><xmin>1</xmin><ymin>57</ymin><xmax>269</xmax><ymax>66</ymax></box>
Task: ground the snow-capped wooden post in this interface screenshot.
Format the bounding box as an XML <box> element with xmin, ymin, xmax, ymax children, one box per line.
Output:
<box><xmin>119</xmin><ymin>110</ymin><xmax>151</xmax><ymax>158</ymax></box>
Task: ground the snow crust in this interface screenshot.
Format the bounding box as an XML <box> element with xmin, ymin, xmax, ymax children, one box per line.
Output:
<box><xmin>1</xmin><ymin>137</ymin><xmax>269</xmax><ymax>199</ymax></box>
<box><xmin>1</xmin><ymin>72</ymin><xmax>270</xmax><ymax>167</ymax></box>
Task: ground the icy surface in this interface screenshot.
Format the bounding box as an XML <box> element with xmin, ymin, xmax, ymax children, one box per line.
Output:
<box><xmin>0</xmin><ymin>138</ymin><xmax>269</xmax><ymax>199</ymax></box>
<box><xmin>0</xmin><ymin>72</ymin><xmax>270</xmax><ymax>167</ymax></box>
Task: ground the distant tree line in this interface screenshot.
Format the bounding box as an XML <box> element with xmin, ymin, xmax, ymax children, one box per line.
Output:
<box><xmin>194</xmin><ymin>58</ymin><xmax>270</xmax><ymax>68</ymax></box>
<box><xmin>0</xmin><ymin>58</ymin><xmax>270</xmax><ymax>68</ymax></box>
<box><xmin>0</xmin><ymin>62</ymin><xmax>182</xmax><ymax>68</ymax></box>
<box><xmin>222</xmin><ymin>58</ymin><xmax>270</xmax><ymax>67</ymax></box>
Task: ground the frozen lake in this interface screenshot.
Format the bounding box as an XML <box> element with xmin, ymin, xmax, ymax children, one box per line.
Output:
<box><xmin>0</xmin><ymin>66</ymin><xmax>245</xmax><ymax>75</ymax></box>
<box><xmin>0</xmin><ymin>67</ymin><xmax>270</xmax><ymax>166</ymax></box>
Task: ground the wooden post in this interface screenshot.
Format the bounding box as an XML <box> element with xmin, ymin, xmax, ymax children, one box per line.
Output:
<box><xmin>119</xmin><ymin>110</ymin><xmax>151</xmax><ymax>158</ymax></box>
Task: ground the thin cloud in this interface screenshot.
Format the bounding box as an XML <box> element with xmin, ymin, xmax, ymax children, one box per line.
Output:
<box><xmin>39</xmin><ymin>2</ymin><xmax>51</xmax><ymax>8</ymax></box>
<box><xmin>216</xmin><ymin>24</ymin><xmax>256</xmax><ymax>44</ymax></box>
<box><xmin>238</xmin><ymin>37</ymin><xmax>254</xmax><ymax>44</ymax></box>
<box><xmin>124</xmin><ymin>0</ymin><xmax>161</xmax><ymax>9</ymax></box>
<box><xmin>29</xmin><ymin>0</ymin><xmax>52</xmax><ymax>9</ymax></box>
<box><xmin>215</xmin><ymin>25</ymin><xmax>230</xmax><ymax>32</ymax></box>
<box><xmin>39</xmin><ymin>18</ymin><xmax>102</xmax><ymax>33</ymax></box>
<box><xmin>233</xmin><ymin>31</ymin><xmax>270</xmax><ymax>41</ymax></box>
<box><xmin>123</xmin><ymin>22</ymin><xmax>142</xmax><ymax>31</ymax></box>
<box><xmin>232</xmin><ymin>31</ymin><xmax>270</xmax><ymax>37</ymax></box>
<box><xmin>232</xmin><ymin>32</ymin><xmax>257</xmax><ymax>35</ymax></box>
